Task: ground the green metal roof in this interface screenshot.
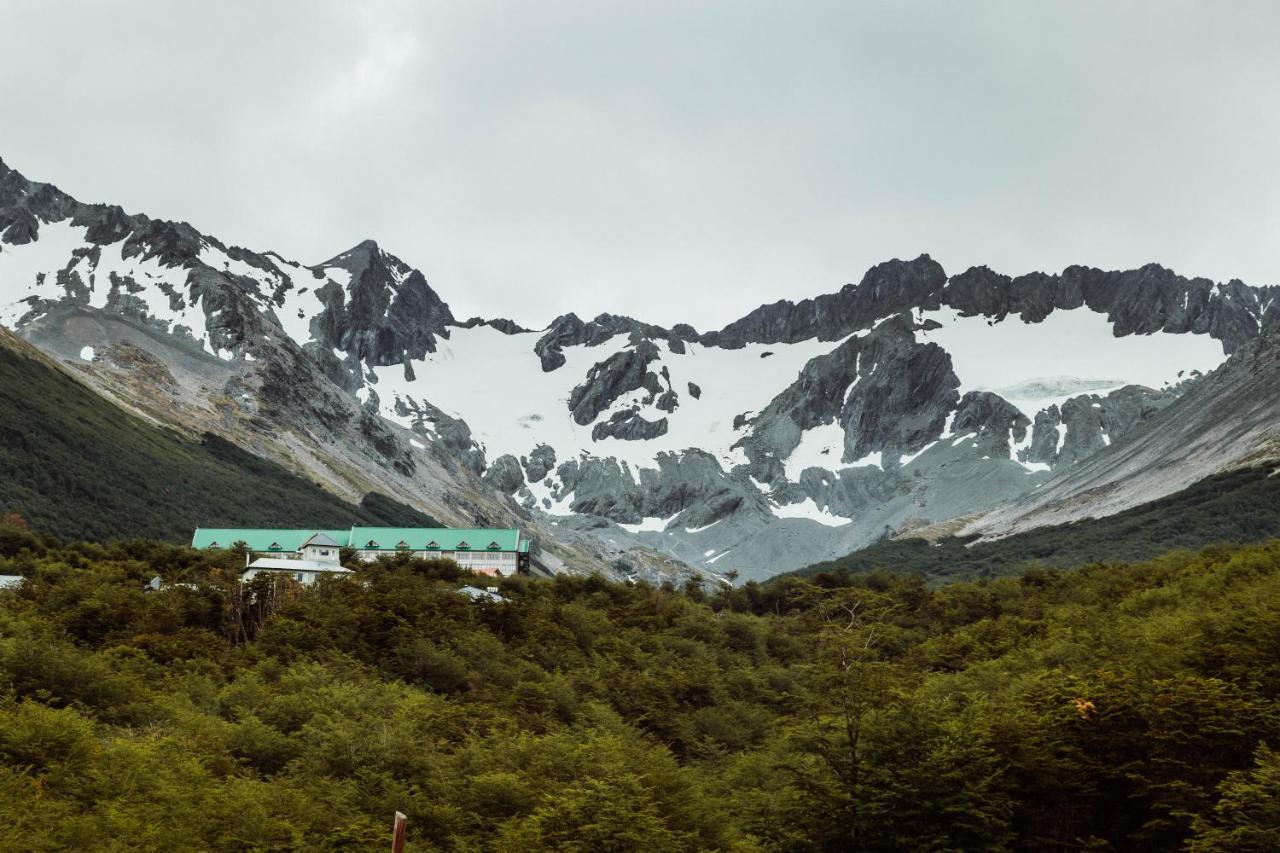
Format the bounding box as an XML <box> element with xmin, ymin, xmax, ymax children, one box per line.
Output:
<box><xmin>191</xmin><ymin>529</ymin><xmax>350</xmax><ymax>552</ymax></box>
<box><xmin>349</xmin><ymin>527</ymin><xmax>520</xmax><ymax>552</ymax></box>
<box><xmin>192</xmin><ymin>527</ymin><xmax>523</xmax><ymax>553</ymax></box>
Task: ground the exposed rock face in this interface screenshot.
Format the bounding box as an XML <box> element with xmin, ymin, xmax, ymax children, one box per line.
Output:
<box><xmin>734</xmin><ymin>316</ymin><xmax>961</xmax><ymax>482</ymax></box>
<box><xmin>951</xmin><ymin>391</ymin><xmax>1029</xmax><ymax>457</ymax></box>
<box><xmin>568</xmin><ymin>340</ymin><xmax>664</xmax><ymax>425</ymax></box>
<box><xmin>482</xmin><ymin>453</ymin><xmax>525</xmax><ymax>493</ymax></box>
<box><xmin>687</xmin><ymin>381</ymin><xmax>701</xmax><ymax>399</ymax></box>
<box><xmin>534</xmin><ymin>312</ymin><xmax>697</xmax><ymax>372</ymax></box>
<box><xmin>639</xmin><ymin>450</ymin><xmax>767</xmax><ymax>529</ymax></box>
<box><xmin>310</xmin><ymin>241</ymin><xmax>455</xmax><ymax>366</ymax></box>
<box><xmin>522</xmin><ymin>444</ymin><xmax>557</xmax><ymax>482</ymax></box>
<box><xmin>941</xmin><ymin>262</ymin><xmax>1276</xmax><ymax>354</ymax></box>
<box><xmin>968</xmin><ymin>332</ymin><xmax>1280</xmax><ymax>539</ymax></box>
<box><xmin>591</xmin><ymin>410</ymin><xmax>669</xmax><ymax>441</ymax></box>
<box><xmin>456</xmin><ymin>316</ymin><xmax>529</xmax><ymax>334</ymax></box>
<box><xmin>708</xmin><ymin>255</ymin><xmax>948</xmax><ymax>348</ymax></box>
<box><xmin>552</xmin><ymin>456</ymin><xmax>644</xmax><ymax>521</ymax></box>
<box><xmin>1020</xmin><ymin>384</ymin><xmax>1183</xmax><ymax>468</ymax></box>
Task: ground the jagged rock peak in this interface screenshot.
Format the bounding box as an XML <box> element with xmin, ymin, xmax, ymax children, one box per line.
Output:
<box><xmin>709</xmin><ymin>253</ymin><xmax>947</xmax><ymax>348</ymax></box>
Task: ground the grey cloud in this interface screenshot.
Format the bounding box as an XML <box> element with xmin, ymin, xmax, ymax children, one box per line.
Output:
<box><xmin>3</xmin><ymin>0</ymin><xmax>1280</xmax><ymax>330</ymax></box>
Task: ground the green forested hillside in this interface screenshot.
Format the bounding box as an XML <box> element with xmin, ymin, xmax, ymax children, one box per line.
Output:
<box><xmin>2</xmin><ymin>524</ymin><xmax>1279</xmax><ymax>850</ymax></box>
<box><xmin>0</xmin><ymin>332</ymin><xmax>439</xmax><ymax>541</ymax></box>
<box><xmin>792</xmin><ymin>464</ymin><xmax>1280</xmax><ymax>585</ymax></box>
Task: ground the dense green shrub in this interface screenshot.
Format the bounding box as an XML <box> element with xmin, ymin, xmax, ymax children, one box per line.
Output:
<box><xmin>2</xmin><ymin>530</ymin><xmax>1280</xmax><ymax>849</ymax></box>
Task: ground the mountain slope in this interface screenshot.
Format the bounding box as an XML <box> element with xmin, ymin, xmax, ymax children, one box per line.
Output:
<box><xmin>790</xmin><ymin>463</ymin><xmax>1280</xmax><ymax>584</ymax></box>
<box><xmin>958</xmin><ymin>328</ymin><xmax>1280</xmax><ymax>541</ymax></box>
<box><xmin>2</xmin><ymin>153</ymin><xmax>1279</xmax><ymax>580</ymax></box>
<box><xmin>0</xmin><ymin>328</ymin><xmax>442</xmax><ymax>541</ymax></box>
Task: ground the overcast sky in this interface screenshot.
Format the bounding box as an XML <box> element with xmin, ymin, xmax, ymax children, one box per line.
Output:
<box><xmin>3</xmin><ymin>1</ymin><xmax>1279</xmax><ymax>330</ymax></box>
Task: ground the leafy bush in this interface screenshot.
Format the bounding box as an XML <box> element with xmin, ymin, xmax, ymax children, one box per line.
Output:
<box><xmin>1</xmin><ymin>530</ymin><xmax>1280</xmax><ymax>848</ymax></box>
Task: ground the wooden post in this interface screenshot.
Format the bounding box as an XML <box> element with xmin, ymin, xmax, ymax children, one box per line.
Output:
<box><xmin>391</xmin><ymin>811</ymin><xmax>407</xmax><ymax>853</ymax></box>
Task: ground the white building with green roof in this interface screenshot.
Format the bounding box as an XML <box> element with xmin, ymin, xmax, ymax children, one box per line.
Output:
<box><xmin>192</xmin><ymin>526</ymin><xmax>532</xmax><ymax>577</ymax></box>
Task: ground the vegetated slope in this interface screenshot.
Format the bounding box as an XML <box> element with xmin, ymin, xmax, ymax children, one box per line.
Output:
<box><xmin>2</xmin><ymin>531</ymin><xmax>1280</xmax><ymax>848</ymax></box>
<box><xmin>0</xmin><ymin>330</ymin><xmax>439</xmax><ymax>541</ymax></box>
<box><xmin>963</xmin><ymin>329</ymin><xmax>1280</xmax><ymax>539</ymax></box>
<box><xmin>790</xmin><ymin>464</ymin><xmax>1280</xmax><ymax>584</ymax></box>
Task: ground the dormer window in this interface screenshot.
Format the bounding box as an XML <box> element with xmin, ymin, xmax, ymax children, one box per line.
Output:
<box><xmin>425</xmin><ymin>540</ymin><xmax>439</xmax><ymax>550</ymax></box>
<box><xmin>366</xmin><ymin>540</ymin><xmax>379</xmax><ymax>548</ymax></box>
<box><xmin>488</xmin><ymin>541</ymin><xmax>502</xmax><ymax>550</ymax></box>
<box><xmin>208</xmin><ymin>542</ymin><xmax>220</xmax><ymax>549</ymax></box>
<box><xmin>396</xmin><ymin>540</ymin><xmax>410</xmax><ymax>550</ymax></box>
<box><xmin>268</xmin><ymin>542</ymin><xmax>282</xmax><ymax>551</ymax></box>
<box><xmin>456</xmin><ymin>541</ymin><xmax>470</xmax><ymax>551</ymax></box>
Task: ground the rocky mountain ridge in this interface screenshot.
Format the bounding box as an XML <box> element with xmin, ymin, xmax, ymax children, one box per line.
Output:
<box><xmin>3</xmin><ymin>154</ymin><xmax>1278</xmax><ymax>580</ymax></box>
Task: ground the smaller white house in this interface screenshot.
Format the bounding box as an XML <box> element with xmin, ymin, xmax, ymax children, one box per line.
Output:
<box><xmin>457</xmin><ymin>585</ymin><xmax>506</xmax><ymax>603</ymax></box>
<box><xmin>298</xmin><ymin>532</ymin><xmax>344</xmax><ymax>563</ymax></box>
<box><xmin>243</xmin><ymin>534</ymin><xmax>353</xmax><ymax>586</ymax></box>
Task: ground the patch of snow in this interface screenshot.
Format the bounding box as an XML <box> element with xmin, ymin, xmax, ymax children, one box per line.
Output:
<box><xmin>323</xmin><ymin>266</ymin><xmax>352</xmax><ymax>287</ymax></box>
<box><xmin>0</xmin><ymin>221</ymin><xmax>90</xmax><ymax>326</ymax></box>
<box><xmin>772</xmin><ymin>497</ymin><xmax>851</xmax><ymax>527</ymax></box>
<box><xmin>524</xmin><ymin>475</ymin><xmax>576</xmax><ymax>517</ymax></box>
<box><xmin>617</xmin><ymin>511</ymin><xmax>680</xmax><ymax>534</ymax></box>
<box><xmin>269</xmin><ymin>254</ymin><xmax>331</xmax><ymax>345</ymax></box>
<box><xmin>410</xmin><ymin>438</ymin><xmax>426</xmax><ymax>449</ymax></box>
<box><xmin>847</xmin><ymin>450</ymin><xmax>882</xmax><ymax>469</ymax></box>
<box><xmin>707</xmin><ymin>550</ymin><xmax>733</xmax><ymax>565</ymax></box>
<box><xmin>199</xmin><ymin>242</ymin><xmax>280</xmax><ymax>284</ymax></box>
<box><xmin>78</xmin><ymin>345</ymin><xmax>95</xmax><ymax>361</ymax></box>
<box><xmin>703</xmin><ymin>549</ymin><xmax>717</xmax><ymax>557</ymax></box>
<box><xmin>783</xmin><ymin>421</ymin><xmax>845</xmax><ymax>480</ymax></box>
<box><xmin>919</xmin><ymin>307</ymin><xmax>1228</xmax><ymax>418</ymax></box>
<box><xmin>684</xmin><ymin>519</ymin><xmax>721</xmax><ymax>533</ymax></box>
<box><xmin>899</xmin><ymin>439</ymin><xmax>940</xmax><ymax>467</ymax></box>
<box><xmin>366</xmin><ymin>324</ymin><xmax>840</xmax><ymax>475</ymax></box>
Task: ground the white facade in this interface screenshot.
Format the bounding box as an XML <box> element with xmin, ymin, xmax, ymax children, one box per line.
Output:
<box><xmin>242</xmin><ymin>558</ymin><xmax>353</xmax><ymax>587</ymax></box>
<box><xmin>353</xmin><ymin>548</ymin><xmax>517</xmax><ymax>576</ymax></box>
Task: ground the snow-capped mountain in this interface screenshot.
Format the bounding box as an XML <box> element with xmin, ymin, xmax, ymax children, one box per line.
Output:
<box><xmin>3</xmin><ymin>154</ymin><xmax>1279</xmax><ymax>581</ymax></box>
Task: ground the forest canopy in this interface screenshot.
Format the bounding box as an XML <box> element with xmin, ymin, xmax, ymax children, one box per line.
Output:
<box><xmin>1</xmin><ymin>523</ymin><xmax>1279</xmax><ymax>850</ymax></box>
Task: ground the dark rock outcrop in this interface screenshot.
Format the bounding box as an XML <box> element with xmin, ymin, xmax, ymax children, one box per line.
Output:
<box><xmin>483</xmin><ymin>453</ymin><xmax>525</xmax><ymax>493</ymax></box>
<box><xmin>734</xmin><ymin>315</ymin><xmax>961</xmax><ymax>482</ymax></box>
<box><xmin>456</xmin><ymin>316</ymin><xmax>529</xmax><ymax>334</ymax></box>
<box><xmin>951</xmin><ymin>391</ymin><xmax>1029</xmax><ymax>458</ymax></box>
<box><xmin>707</xmin><ymin>255</ymin><xmax>948</xmax><ymax>348</ymax></box>
<box><xmin>567</xmin><ymin>340</ymin><xmax>664</xmax><ymax>425</ymax></box>
<box><xmin>312</xmin><ymin>241</ymin><xmax>455</xmax><ymax>365</ymax></box>
<box><xmin>1021</xmin><ymin>384</ymin><xmax>1184</xmax><ymax>468</ymax></box>
<box><xmin>591</xmin><ymin>410</ymin><xmax>669</xmax><ymax>441</ymax></box>
<box><xmin>941</xmin><ymin>262</ymin><xmax>1272</xmax><ymax>354</ymax></box>
<box><xmin>533</xmin><ymin>312</ymin><xmax>699</xmax><ymax>372</ymax></box>
<box><xmin>522</xmin><ymin>444</ymin><xmax>557</xmax><ymax>482</ymax></box>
